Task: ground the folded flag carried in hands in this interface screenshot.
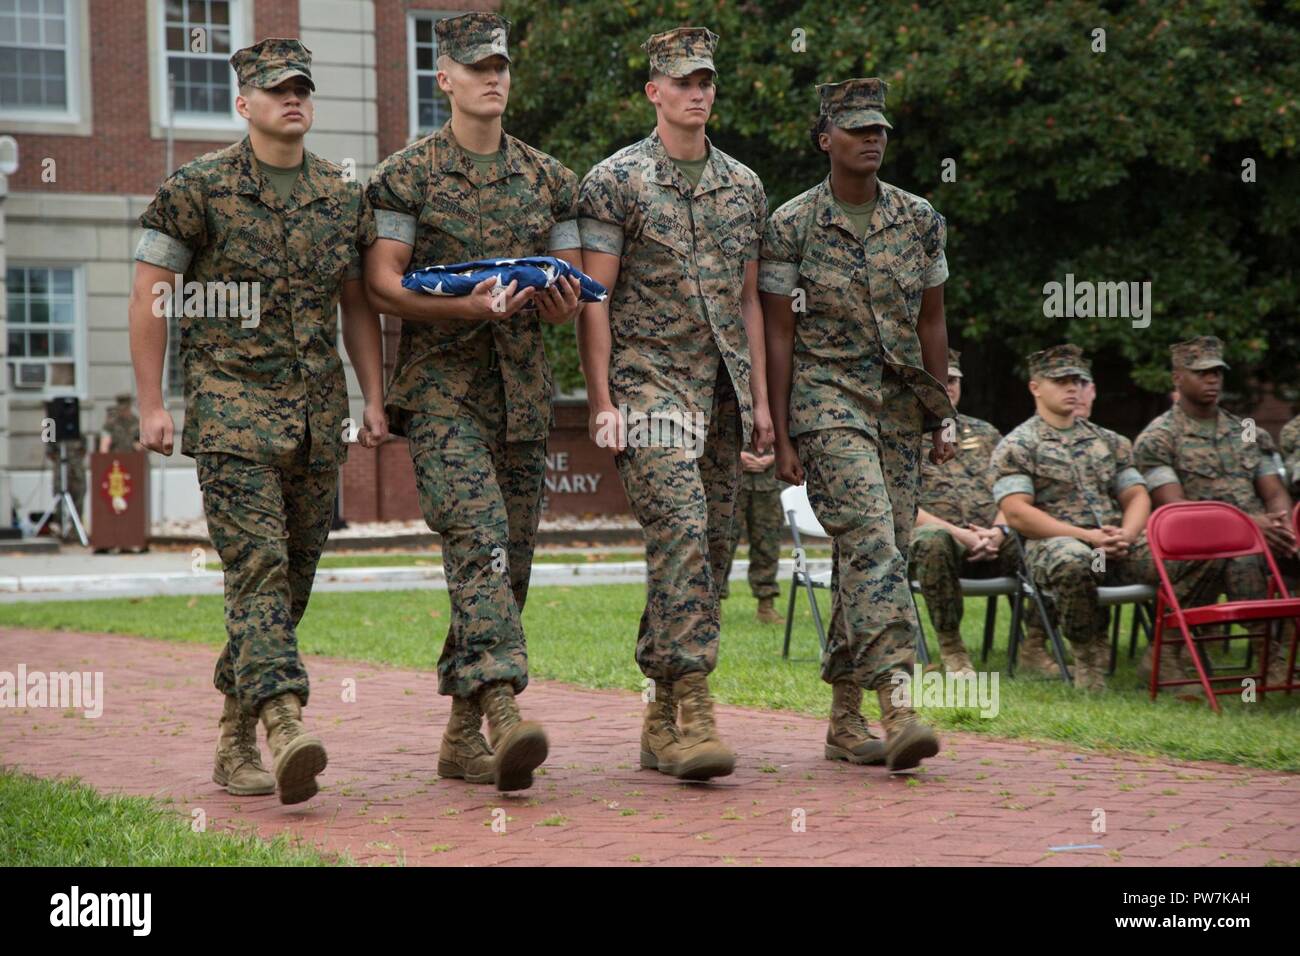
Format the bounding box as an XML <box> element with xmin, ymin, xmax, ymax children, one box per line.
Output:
<box><xmin>402</xmin><ymin>256</ymin><xmax>608</xmax><ymax>304</ymax></box>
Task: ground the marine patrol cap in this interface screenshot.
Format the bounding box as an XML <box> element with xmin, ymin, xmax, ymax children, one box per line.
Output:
<box><xmin>436</xmin><ymin>12</ymin><xmax>511</xmax><ymax>65</ymax></box>
<box><xmin>230</xmin><ymin>38</ymin><xmax>315</xmax><ymax>92</ymax></box>
<box><xmin>643</xmin><ymin>27</ymin><xmax>718</xmax><ymax>78</ymax></box>
<box><xmin>947</xmin><ymin>348</ymin><xmax>963</xmax><ymax>378</ymax></box>
<box><xmin>1170</xmin><ymin>335</ymin><xmax>1230</xmax><ymax>371</ymax></box>
<box><xmin>817</xmin><ymin>77</ymin><xmax>893</xmax><ymax>130</ymax></box>
<box><xmin>1027</xmin><ymin>344</ymin><xmax>1092</xmax><ymax>380</ymax></box>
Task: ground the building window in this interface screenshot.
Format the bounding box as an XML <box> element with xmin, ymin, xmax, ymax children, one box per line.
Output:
<box><xmin>0</xmin><ymin>0</ymin><xmax>75</xmax><ymax>116</ymax></box>
<box><xmin>409</xmin><ymin>11</ymin><xmax>456</xmax><ymax>140</ymax></box>
<box><xmin>161</xmin><ymin>0</ymin><xmax>239</xmax><ymax>125</ymax></box>
<box><xmin>5</xmin><ymin>265</ymin><xmax>82</xmax><ymax>395</ymax></box>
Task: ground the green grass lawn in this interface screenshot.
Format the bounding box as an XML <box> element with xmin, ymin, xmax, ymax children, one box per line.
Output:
<box><xmin>2</xmin><ymin>583</ymin><xmax>1297</xmax><ymax>770</ymax></box>
<box><xmin>0</xmin><ymin>769</ymin><xmax>343</xmax><ymax>866</ymax></box>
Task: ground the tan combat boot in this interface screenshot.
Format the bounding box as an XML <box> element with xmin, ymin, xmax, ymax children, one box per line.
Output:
<box><xmin>259</xmin><ymin>692</ymin><xmax>327</xmax><ymax>805</ymax></box>
<box><xmin>756</xmin><ymin>596</ymin><xmax>783</xmax><ymax>624</ymax></box>
<box><xmin>824</xmin><ymin>680</ymin><xmax>886</xmax><ymax>765</ymax></box>
<box><xmin>212</xmin><ymin>695</ymin><xmax>275</xmax><ymax>796</ymax></box>
<box><xmin>876</xmin><ymin>686</ymin><xmax>940</xmax><ymax>772</ymax></box>
<box><xmin>639</xmin><ymin>680</ymin><xmax>681</xmax><ymax>771</ymax></box>
<box><xmin>437</xmin><ymin>695</ymin><xmax>495</xmax><ymax>784</ymax></box>
<box><xmin>1017</xmin><ymin>627</ymin><xmax>1062</xmax><ymax>677</ymax></box>
<box><xmin>937</xmin><ymin>630</ymin><xmax>976</xmax><ymax>676</ymax></box>
<box><xmin>1137</xmin><ymin>639</ymin><xmax>1187</xmax><ymax>687</ymax></box>
<box><xmin>1071</xmin><ymin>640</ymin><xmax>1108</xmax><ymax>692</ymax></box>
<box><xmin>479</xmin><ymin>682</ymin><xmax>548</xmax><ymax>792</ymax></box>
<box><xmin>670</xmin><ymin>672</ymin><xmax>736</xmax><ymax>780</ymax></box>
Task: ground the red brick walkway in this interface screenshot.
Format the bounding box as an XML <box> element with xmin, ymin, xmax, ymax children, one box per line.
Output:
<box><xmin>2</xmin><ymin>628</ymin><xmax>1297</xmax><ymax>867</ymax></box>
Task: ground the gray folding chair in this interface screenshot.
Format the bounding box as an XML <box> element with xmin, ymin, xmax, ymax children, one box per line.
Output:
<box><xmin>1099</xmin><ymin>584</ymin><xmax>1157</xmax><ymax>674</ymax></box>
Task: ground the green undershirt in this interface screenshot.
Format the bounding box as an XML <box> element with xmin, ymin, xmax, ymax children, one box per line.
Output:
<box><xmin>464</xmin><ymin>147</ymin><xmax>503</xmax><ymax>180</ymax></box>
<box><xmin>257</xmin><ymin>158</ymin><xmax>303</xmax><ymax>204</ymax></box>
<box><xmin>834</xmin><ymin>196</ymin><xmax>878</xmax><ymax>240</ymax></box>
<box><xmin>672</xmin><ymin>155</ymin><xmax>710</xmax><ymax>191</ymax></box>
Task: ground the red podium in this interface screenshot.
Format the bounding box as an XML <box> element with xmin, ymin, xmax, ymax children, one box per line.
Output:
<box><xmin>90</xmin><ymin>451</ymin><xmax>150</xmax><ymax>551</ymax></box>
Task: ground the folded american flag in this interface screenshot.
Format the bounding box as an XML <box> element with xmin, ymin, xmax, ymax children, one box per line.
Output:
<box><xmin>402</xmin><ymin>256</ymin><xmax>608</xmax><ymax>305</ymax></box>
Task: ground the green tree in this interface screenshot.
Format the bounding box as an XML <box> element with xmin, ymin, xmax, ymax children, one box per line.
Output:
<box><xmin>504</xmin><ymin>0</ymin><xmax>1299</xmax><ymax>431</ymax></box>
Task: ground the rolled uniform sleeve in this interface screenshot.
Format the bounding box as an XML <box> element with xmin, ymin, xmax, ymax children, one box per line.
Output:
<box><xmin>990</xmin><ymin>437</ymin><xmax>1035</xmax><ymax>503</ymax></box>
<box><xmin>366</xmin><ymin>151</ymin><xmax>423</xmax><ymax>247</ymax></box>
<box><xmin>1255</xmin><ymin>429</ymin><xmax>1284</xmax><ymax>479</ymax></box>
<box><xmin>546</xmin><ymin>164</ymin><xmax>581</xmax><ymax>251</ymax></box>
<box><xmin>917</xmin><ymin>200</ymin><xmax>949</xmax><ymax>288</ymax></box>
<box><xmin>1133</xmin><ymin>422</ymin><xmax>1180</xmax><ymax>490</ymax></box>
<box><xmin>135</xmin><ymin>169</ymin><xmax>206</xmax><ymax>273</ymax></box>
<box><xmin>577</xmin><ymin>165</ymin><xmax>626</xmax><ymax>257</ymax></box>
<box><xmin>1110</xmin><ymin>435</ymin><xmax>1146</xmax><ymax>496</ymax></box>
<box><xmin>745</xmin><ymin>180</ymin><xmax>768</xmax><ymax>262</ymax></box>
<box><xmin>758</xmin><ymin>212</ymin><xmax>799</xmax><ymax>296</ymax></box>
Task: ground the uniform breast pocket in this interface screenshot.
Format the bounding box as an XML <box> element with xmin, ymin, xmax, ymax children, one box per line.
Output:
<box><xmin>1181</xmin><ymin>446</ymin><xmax>1226</xmax><ymax>479</ymax></box>
<box><xmin>638</xmin><ymin>211</ymin><xmax>692</xmax><ymax>261</ymax></box>
<box><xmin>507</xmin><ymin>197</ymin><xmax>553</xmax><ymax>253</ymax></box>
<box><xmin>798</xmin><ymin>259</ymin><xmax>854</xmax><ymax>294</ymax></box>
<box><xmin>313</xmin><ymin>229</ymin><xmax>356</xmax><ymax>283</ymax></box>
<box><xmin>1035</xmin><ymin>453</ymin><xmax>1077</xmax><ymax>490</ymax></box>
<box><xmin>220</xmin><ymin>228</ymin><xmax>283</xmax><ymax>281</ymax></box>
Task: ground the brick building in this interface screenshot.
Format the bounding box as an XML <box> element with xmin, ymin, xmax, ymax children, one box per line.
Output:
<box><xmin>0</xmin><ymin>0</ymin><xmax>627</xmax><ymax>528</ymax></box>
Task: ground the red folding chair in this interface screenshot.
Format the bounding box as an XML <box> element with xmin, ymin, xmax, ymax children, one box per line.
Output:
<box><xmin>1147</xmin><ymin>500</ymin><xmax>1300</xmax><ymax>712</ymax></box>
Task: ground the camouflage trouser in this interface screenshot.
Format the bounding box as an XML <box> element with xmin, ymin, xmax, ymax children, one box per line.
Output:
<box><xmin>720</xmin><ymin>484</ymin><xmax>782</xmax><ymax>600</ymax></box>
<box><xmin>197</xmin><ymin>445</ymin><xmax>336</xmax><ymax>716</ymax></box>
<box><xmin>408</xmin><ymin>373</ymin><xmax>544</xmax><ymax>699</ymax></box>
<box><xmin>909</xmin><ymin>527</ymin><xmax>1021</xmax><ymax>634</ymax></box>
<box><xmin>797</xmin><ymin>384</ymin><xmax>923</xmax><ymax>690</ymax></box>
<box><xmin>614</xmin><ymin>370</ymin><xmax>741</xmax><ymax>681</ymax></box>
<box><xmin>1026</xmin><ymin>534</ymin><xmax>1219</xmax><ymax>648</ymax></box>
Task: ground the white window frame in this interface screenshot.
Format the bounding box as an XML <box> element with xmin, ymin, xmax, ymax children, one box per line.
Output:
<box><xmin>0</xmin><ymin>0</ymin><xmax>92</xmax><ymax>135</ymax></box>
<box><xmin>149</xmin><ymin>0</ymin><xmax>250</xmax><ymax>141</ymax></box>
<box><xmin>407</xmin><ymin>9</ymin><xmax>462</xmax><ymax>144</ymax></box>
<box><xmin>5</xmin><ymin>261</ymin><xmax>88</xmax><ymax>401</ymax></box>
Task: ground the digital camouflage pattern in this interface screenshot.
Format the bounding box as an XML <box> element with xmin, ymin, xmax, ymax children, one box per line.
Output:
<box><xmin>366</xmin><ymin>123</ymin><xmax>579</xmax><ymax>441</ymax></box>
<box><xmin>918</xmin><ymin>413</ymin><xmax>1001</xmax><ymax>526</ymax></box>
<box><xmin>910</xmin><ymin>528</ymin><xmax>1022</xmax><ymax>634</ymax></box>
<box><xmin>408</xmin><ymin>377</ymin><xmax>543</xmax><ymax>698</ymax></box>
<box><xmin>721</xmin><ymin>462</ymin><xmax>782</xmax><ymax>600</ymax></box>
<box><xmin>1282</xmin><ymin>414</ymin><xmax>1300</xmax><ymax>495</ymax></box>
<box><xmin>199</xmin><ymin>447</ymin><xmax>336</xmax><ymax>715</ymax></box>
<box><xmin>614</xmin><ymin>371</ymin><xmax>740</xmax><ymax>680</ymax></box>
<box><xmin>1170</xmin><ymin>335</ymin><xmax>1230</xmax><ymax>371</ymax></box>
<box><xmin>818</xmin><ymin>77</ymin><xmax>892</xmax><ymax>129</ymax></box>
<box><xmin>229</xmin><ymin>37</ymin><xmax>315</xmax><ymax>91</ymax></box>
<box><xmin>368</xmin><ymin>123</ymin><xmax>576</xmax><ymax>698</ymax></box>
<box><xmin>1134</xmin><ymin>404</ymin><xmax>1282</xmax><ymax>514</ymax></box>
<box><xmin>642</xmin><ymin>26</ymin><xmax>718</xmax><ymax>77</ymax></box>
<box><xmin>578</xmin><ymin>129</ymin><xmax>766</xmax><ymax>445</ymax></box>
<box><xmin>135</xmin><ymin>137</ymin><xmax>373</xmax><ymax>470</ymax></box>
<box><xmin>1026</xmin><ymin>343</ymin><xmax>1091</xmax><ymax>380</ymax></box>
<box><xmin>991</xmin><ymin>416</ymin><xmax>1145</xmax><ymax>529</ymax></box>
<box><xmin>759</xmin><ymin>176</ymin><xmax>954</xmax><ymax>436</ymax></box>
<box><xmin>910</xmin><ymin>411</ymin><xmax>1012</xmax><ymax>636</ymax></box>
<box><xmin>797</xmin><ymin>374</ymin><xmax>925</xmax><ymax>688</ymax></box>
<box><xmin>436</xmin><ymin>12</ymin><xmax>511</xmax><ymax>65</ymax></box>
<box><xmin>101</xmin><ymin>402</ymin><xmax>139</xmax><ymax>452</ymax></box>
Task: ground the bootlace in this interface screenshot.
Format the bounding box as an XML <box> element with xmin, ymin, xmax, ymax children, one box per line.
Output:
<box><xmin>461</xmin><ymin>701</ymin><xmax>491</xmax><ymax>753</ymax></box>
<box><xmin>482</xmin><ymin>685</ymin><xmax>519</xmax><ymax>737</ymax></box>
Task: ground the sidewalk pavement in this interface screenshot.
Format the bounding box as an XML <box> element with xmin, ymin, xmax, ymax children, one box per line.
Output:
<box><xmin>2</xmin><ymin>628</ymin><xmax>1296</xmax><ymax>867</ymax></box>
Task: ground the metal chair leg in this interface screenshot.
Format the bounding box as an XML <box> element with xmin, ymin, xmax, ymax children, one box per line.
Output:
<box><xmin>782</xmin><ymin>574</ymin><xmax>798</xmax><ymax>659</ymax></box>
<box><xmin>981</xmin><ymin>595</ymin><xmax>998</xmax><ymax>663</ymax></box>
<box><xmin>805</xmin><ymin>571</ymin><xmax>828</xmax><ymax>655</ymax></box>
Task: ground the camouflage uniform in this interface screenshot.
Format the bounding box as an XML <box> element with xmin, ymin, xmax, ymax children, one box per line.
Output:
<box><xmin>760</xmin><ymin>79</ymin><xmax>953</xmax><ymax>690</ymax></box>
<box><xmin>366</xmin><ymin>17</ymin><xmax>578</xmax><ymax>699</ymax></box>
<box><xmin>991</xmin><ymin>346</ymin><xmax>1218</xmax><ymax>675</ymax></box>
<box><xmin>909</xmin><ymin>355</ymin><xmax>1016</xmax><ymax>635</ymax></box>
<box><xmin>1280</xmin><ymin>414</ymin><xmax>1300</xmax><ymax>497</ymax></box>
<box><xmin>578</xmin><ymin>31</ymin><xmax>766</xmax><ymax>683</ymax></box>
<box><xmin>720</xmin><ymin>461</ymin><xmax>783</xmax><ymax>601</ymax></box>
<box><xmin>135</xmin><ymin>40</ymin><xmax>373</xmax><ymax>716</ymax></box>
<box><xmin>102</xmin><ymin>396</ymin><xmax>140</xmax><ymax>452</ymax></box>
<box><xmin>1135</xmin><ymin>335</ymin><xmax>1294</xmax><ymax>606</ymax></box>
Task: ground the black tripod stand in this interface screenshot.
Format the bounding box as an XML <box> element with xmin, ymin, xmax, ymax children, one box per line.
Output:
<box><xmin>34</xmin><ymin>441</ymin><xmax>88</xmax><ymax>547</ymax></box>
